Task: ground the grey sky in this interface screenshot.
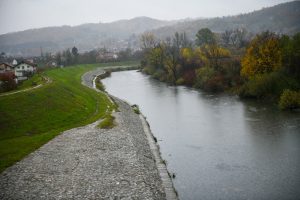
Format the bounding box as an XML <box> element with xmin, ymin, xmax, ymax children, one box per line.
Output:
<box><xmin>0</xmin><ymin>0</ymin><xmax>293</xmax><ymax>34</ymax></box>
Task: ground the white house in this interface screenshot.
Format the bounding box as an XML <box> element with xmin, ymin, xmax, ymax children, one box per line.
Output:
<box><xmin>15</xmin><ymin>61</ymin><xmax>37</xmax><ymax>80</ymax></box>
<box><xmin>12</xmin><ymin>59</ymin><xmax>18</xmax><ymax>66</ymax></box>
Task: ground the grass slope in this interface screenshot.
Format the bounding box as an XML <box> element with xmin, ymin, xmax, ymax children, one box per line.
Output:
<box><xmin>0</xmin><ymin>61</ymin><xmax>138</xmax><ymax>172</ymax></box>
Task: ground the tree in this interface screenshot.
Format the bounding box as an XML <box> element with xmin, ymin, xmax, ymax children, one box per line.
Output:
<box><xmin>72</xmin><ymin>46</ymin><xmax>79</xmax><ymax>57</ymax></box>
<box><xmin>55</xmin><ymin>52</ymin><xmax>62</xmax><ymax>65</ymax></box>
<box><xmin>221</xmin><ymin>30</ymin><xmax>233</xmax><ymax>46</ymax></box>
<box><xmin>280</xmin><ymin>33</ymin><xmax>300</xmax><ymax>78</ymax></box>
<box><xmin>195</xmin><ymin>28</ymin><xmax>216</xmax><ymax>46</ymax></box>
<box><xmin>72</xmin><ymin>46</ymin><xmax>79</xmax><ymax>64</ymax></box>
<box><xmin>140</xmin><ymin>32</ymin><xmax>156</xmax><ymax>51</ymax></box>
<box><xmin>0</xmin><ymin>72</ymin><xmax>17</xmax><ymax>92</ymax></box>
<box><xmin>164</xmin><ymin>46</ymin><xmax>180</xmax><ymax>85</ymax></box>
<box><xmin>148</xmin><ymin>43</ymin><xmax>166</xmax><ymax>70</ymax></box>
<box><xmin>222</xmin><ymin>28</ymin><xmax>249</xmax><ymax>48</ymax></box>
<box><xmin>201</xmin><ymin>45</ymin><xmax>231</xmax><ymax>70</ymax></box>
<box><xmin>241</xmin><ymin>32</ymin><xmax>282</xmax><ymax>78</ymax></box>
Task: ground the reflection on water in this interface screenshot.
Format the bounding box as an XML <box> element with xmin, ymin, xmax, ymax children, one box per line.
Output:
<box><xmin>102</xmin><ymin>70</ymin><xmax>300</xmax><ymax>200</ymax></box>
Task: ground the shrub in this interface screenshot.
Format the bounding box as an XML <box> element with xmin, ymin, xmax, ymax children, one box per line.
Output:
<box><xmin>194</xmin><ymin>66</ymin><xmax>215</xmax><ymax>88</ymax></box>
<box><xmin>279</xmin><ymin>89</ymin><xmax>300</xmax><ymax>110</ymax></box>
<box><xmin>182</xmin><ymin>69</ymin><xmax>196</xmax><ymax>86</ymax></box>
<box><xmin>153</xmin><ymin>69</ymin><xmax>165</xmax><ymax>80</ymax></box>
<box><xmin>95</xmin><ymin>77</ymin><xmax>106</xmax><ymax>91</ymax></box>
<box><xmin>204</xmin><ymin>74</ymin><xmax>226</xmax><ymax>92</ymax></box>
<box><xmin>238</xmin><ymin>72</ymin><xmax>300</xmax><ymax>99</ymax></box>
<box><xmin>0</xmin><ymin>72</ymin><xmax>17</xmax><ymax>92</ymax></box>
<box><xmin>238</xmin><ymin>74</ymin><xmax>276</xmax><ymax>98</ymax></box>
<box><xmin>142</xmin><ymin>66</ymin><xmax>156</xmax><ymax>75</ymax></box>
<box><xmin>176</xmin><ymin>78</ymin><xmax>185</xmax><ymax>85</ymax></box>
<box><xmin>132</xmin><ymin>104</ymin><xmax>140</xmax><ymax>114</ymax></box>
<box><xmin>98</xmin><ymin>114</ymin><xmax>116</xmax><ymax>129</ymax></box>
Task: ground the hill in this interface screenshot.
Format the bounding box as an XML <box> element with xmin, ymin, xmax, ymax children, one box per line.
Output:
<box><xmin>151</xmin><ymin>1</ymin><xmax>300</xmax><ymax>39</ymax></box>
<box><xmin>0</xmin><ymin>1</ymin><xmax>299</xmax><ymax>57</ymax></box>
<box><xmin>0</xmin><ymin>17</ymin><xmax>176</xmax><ymax>57</ymax></box>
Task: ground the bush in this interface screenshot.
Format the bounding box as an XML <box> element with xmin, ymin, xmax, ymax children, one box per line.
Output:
<box><xmin>142</xmin><ymin>66</ymin><xmax>156</xmax><ymax>75</ymax></box>
<box><xmin>132</xmin><ymin>104</ymin><xmax>140</xmax><ymax>114</ymax></box>
<box><xmin>194</xmin><ymin>66</ymin><xmax>215</xmax><ymax>88</ymax></box>
<box><xmin>0</xmin><ymin>72</ymin><xmax>17</xmax><ymax>92</ymax></box>
<box><xmin>153</xmin><ymin>69</ymin><xmax>165</xmax><ymax>80</ymax></box>
<box><xmin>204</xmin><ymin>74</ymin><xmax>226</xmax><ymax>92</ymax></box>
<box><xmin>238</xmin><ymin>72</ymin><xmax>300</xmax><ymax>99</ymax></box>
<box><xmin>95</xmin><ymin>77</ymin><xmax>106</xmax><ymax>91</ymax></box>
<box><xmin>98</xmin><ymin>114</ymin><xmax>116</xmax><ymax>129</ymax></box>
<box><xmin>176</xmin><ymin>78</ymin><xmax>185</xmax><ymax>85</ymax></box>
<box><xmin>279</xmin><ymin>89</ymin><xmax>300</xmax><ymax>110</ymax></box>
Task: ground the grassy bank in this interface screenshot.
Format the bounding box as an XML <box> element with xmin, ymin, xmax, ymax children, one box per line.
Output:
<box><xmin>17</xmin><ymin>74</ymin><xmax>46</xmax><ymax>90</ymax></box>
<box><xmin>0</xmin><ymin>61</ymin><xmax>138</xmax><ymax>172</ymax></box>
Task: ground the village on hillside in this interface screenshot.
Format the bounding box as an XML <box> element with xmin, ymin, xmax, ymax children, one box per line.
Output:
<box><xmin>0</xmin><ymin>59</ymin><xmax>38</xmax><ymax>92</ymax></box>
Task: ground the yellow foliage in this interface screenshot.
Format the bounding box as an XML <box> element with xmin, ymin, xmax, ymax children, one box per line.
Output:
<box><xmin>241</xmin><ymin>33</ymin><xmax>282</xmax><ymax>78</ymax></box>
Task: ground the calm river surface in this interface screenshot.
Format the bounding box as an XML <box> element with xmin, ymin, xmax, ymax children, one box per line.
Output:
<box><xmin>102</xmin><ymin>70</ymin><xmax>300</xmax><ymax>200</ymax></box>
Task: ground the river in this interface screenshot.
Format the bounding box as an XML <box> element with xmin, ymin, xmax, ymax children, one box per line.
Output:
<box><xmin>102</xmin><ymin>70</ymin><xmax>300</xmax><ymax>200</ymax></box>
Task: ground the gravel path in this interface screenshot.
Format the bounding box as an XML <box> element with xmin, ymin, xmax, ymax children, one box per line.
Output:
<box><xmin>0</xmin><ymin>67</ymin><xmax>174</xmax><ymax>199</ymax></box>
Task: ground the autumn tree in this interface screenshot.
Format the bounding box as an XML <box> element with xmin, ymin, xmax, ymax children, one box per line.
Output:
<box><xmin>201</xmin><ymin>45</ymin><xmax>231</xmax><ymax>70</ymax></box>
<box><xmin>195</xmin><ymin>28</ymin><xmax>216</xmax><ymax>46</ymax></box>
<box><xmin>164</xmin><ymin>45</ymin><xmax>180</xmax><ymax>84</ymax></box>
<box><xmin>241</xmin><ymin>31</ymin><xmax>282</xmax><ymax>78</ymax></box>
<box><xmin>148</xmin><ymin>43</ymin><xmax>167</xmax><ymax>70</ymax></box>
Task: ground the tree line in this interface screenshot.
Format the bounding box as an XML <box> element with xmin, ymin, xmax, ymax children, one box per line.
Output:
<box><xmin>140</xmin><ymin>28</ymin><xmax>300</xmax><ymax>110</ymax></box>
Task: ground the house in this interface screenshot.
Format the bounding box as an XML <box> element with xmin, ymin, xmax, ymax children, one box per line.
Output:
<box><xmin>0</xmin><ymin>63</ymin><xmax>15</xmax><ymax>73</ymax></box>
<box><xmin>96</xmin><ymin>52</ymin><xmax>118</xmax><ymax>62</ymax></box>
<box><xmin>12</xmin><ymin>59</ymin><xmax>18</xmax><ymax>66</ymax></box>
<box><xmin>15</xmin><ymin>60</ymin><xmax>37</xmax><ymax>80</ymax></box>
<box><xmin>46</xmin><ymin>61</ymin><xmax>57</xmax><ymax>67</ymax></box>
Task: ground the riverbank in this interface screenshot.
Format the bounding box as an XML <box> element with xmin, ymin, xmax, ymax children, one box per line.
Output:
<box><xmin>0</xmin><ymin>66</ymin><xmax>177</xmax><ymax>199</ymax></box>
<box><xmin>0</xmin><ymin>64</ymin><xmax>116</xmax><ymax>172</ymax></box>
<box><xmin>101</xmin><ymin>70</ymin><xmax>300</xmax><ymax>199</ymax></box>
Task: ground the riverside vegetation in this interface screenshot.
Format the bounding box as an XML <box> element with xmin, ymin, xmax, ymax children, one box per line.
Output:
<box><xmin>0</xmin><ymin>62</ymin><xmax>137</xmax><ymax>172</ymax></box>
<box><xmin>140</xmin><ymin>29</ymin><xmax>300</xmax><ymax>110</ymax></box>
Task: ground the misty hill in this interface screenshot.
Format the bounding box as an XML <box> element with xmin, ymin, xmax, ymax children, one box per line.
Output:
<box><xmin>152</xmin><ymin>1</ymin><xmax>300</xmax><ymax>40</ymax></box>
<box><xmin>1</xmin><ymin>1</ymin><xmax>300</xmax><ymax>57</ymax></box>
<box><xmin>0</xmin><ymin>17</ymin><xmax>176</xmax><ymax>57</ymax></box>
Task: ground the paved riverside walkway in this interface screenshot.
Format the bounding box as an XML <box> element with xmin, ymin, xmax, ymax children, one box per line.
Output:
<box><xmin>0</xmin><ymin>67</ymin><xmax>177</xmax><ymax>199</ymax></box>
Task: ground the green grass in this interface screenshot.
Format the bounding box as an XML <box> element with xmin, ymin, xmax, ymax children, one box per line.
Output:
<box><xmin>0</xmin><ymin>61</ymin><xmax>138</xmax><ymax>172</ymax></box>
<box><xmin>97</xmin><ymin>114</ymin><xmax>116</xmax><ymax>129</ymax></box>
<box><xmin>18</xmin><ymin>73</ymin><xmax>45</xmax><ymax>90</ymax></box>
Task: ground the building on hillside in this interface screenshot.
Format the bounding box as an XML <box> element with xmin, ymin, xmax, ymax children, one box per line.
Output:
<box><xmin>46</xmin><ymin>61</ymin><xmax>57</xmax><ymax>67</ymax></box>
<box><xmin>15</xmin><ymin>60</ymin><xmax>37</xmax><ymax>81</ymax></box>
<box><xmin>96</xmin><ymin>52</ymin><xmax>118</xmax><ymax>62</ymax></box>
<box><xmin>0</xmin><ymin>63</ymin><xmax>15</xmax><ymax>73</ymax></box>
<box><xmin>12</xmin><ymin>59</ymin><xmax>18</xmax><ymax>66</ymax></box>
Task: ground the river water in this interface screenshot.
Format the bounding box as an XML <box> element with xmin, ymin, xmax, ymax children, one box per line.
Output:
<box><xmin>102</xmin><ymin>70</ymin><xmax>300</xmax><ymax>200</ymax></box>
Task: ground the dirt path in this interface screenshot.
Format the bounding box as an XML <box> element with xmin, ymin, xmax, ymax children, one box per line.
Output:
<box><xmin>0</xmin><ymin>76</ymin><xmax>51</xmax><ymax>97</ymax></box>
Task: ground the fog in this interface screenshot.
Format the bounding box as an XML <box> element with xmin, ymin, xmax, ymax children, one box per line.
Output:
<box><xmin>0</xmin><ymin>0</ymin><xmax>293</xmax><ymax>34</ymax></box>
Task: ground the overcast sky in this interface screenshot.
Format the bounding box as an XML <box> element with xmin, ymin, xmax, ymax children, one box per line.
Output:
<box><xmin>0</xmin><ymin>0</ymin><xmax>293</xmax><ymax>34</ymax></box>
